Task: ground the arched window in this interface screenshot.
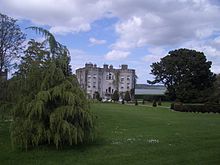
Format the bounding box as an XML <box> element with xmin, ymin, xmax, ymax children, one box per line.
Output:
<box><xmin>106</xmin><ymin>72</ymin><xmax>114</xmax><ymax>80</ymax></box>
<box><xmin>108</xmin><ymin>87</ymin><xmax>111</xmax><ymax>93</ymax></box>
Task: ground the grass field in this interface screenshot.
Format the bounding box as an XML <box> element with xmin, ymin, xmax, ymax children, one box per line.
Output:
<box><xmin>0</xmin><ymin>103</ymin><xmax>220</xmax><ymax>165</ymax></box>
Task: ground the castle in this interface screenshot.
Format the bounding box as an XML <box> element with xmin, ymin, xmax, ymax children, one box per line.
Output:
<box><xmin>76</xmin><ymin>63</ymin><xmax>136</xmax><ymax>99</ymax></box>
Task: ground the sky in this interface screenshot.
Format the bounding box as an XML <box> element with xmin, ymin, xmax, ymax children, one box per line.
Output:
<box><xmin>1</xmin><ymin>0</ymin><xmax>220</xmax><ymax>83</ymax></box>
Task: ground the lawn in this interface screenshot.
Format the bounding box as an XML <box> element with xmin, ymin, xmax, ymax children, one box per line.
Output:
<box><xmin>0</xmin><ymin>103</ymin><xmax>220</xmax><ymax>165</ymax></box>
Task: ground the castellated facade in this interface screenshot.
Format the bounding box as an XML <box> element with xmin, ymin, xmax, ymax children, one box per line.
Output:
<box><xmin>76</xmin><ymin>63</ymin><xmax>136</xmax><ymax>99</ymax></box>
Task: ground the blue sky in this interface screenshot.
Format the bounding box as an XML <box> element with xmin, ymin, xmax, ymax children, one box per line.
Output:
<box><xmin>1</xmin><ymin>0</ymin><xmax>220</xmax><ymax>83</ymax></box>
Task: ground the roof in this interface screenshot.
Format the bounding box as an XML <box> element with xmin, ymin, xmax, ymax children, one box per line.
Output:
<box><xmin>135</xmin><ymin>84</ymin><xmax>166</xmax><ymax>89</ymax></box>
<box><xmin>135</xmin><ymin>84</ymin><xmax>166</xmax><ymax>95</ymax></box>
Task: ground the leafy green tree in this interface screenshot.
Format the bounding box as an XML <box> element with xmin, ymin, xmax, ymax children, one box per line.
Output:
<box><xmin>0</xmin><ymin>13</ymin><xmax>25</xmax><ymax>114</ymax></box>
<box><xmin>209</xmin><ymin>74</ymin><xmax>220</xmax><ymax>104</ymax></box>
<box><xmin>0</xmin><ymin>13</ymin><xmax>26</xmax><ymax>73</ymax></box>
<box><xmin>111</xmin><ymin>90</ymin><xmax>119</xmax><ymax>102</ymax></box>
<box><xmin>10</xmin><ymin>28</ymin><xmax>95</xmax><ymax>150</ymax></box>
<box><xmin>124</xmin><ymin>91</ymin><xmax>131</xmax><ymax>103</ymax></box>
<box><xmin>148</xmin><ymin>48</ymin><xmax>216</xmax><ymax>102</ymax></box>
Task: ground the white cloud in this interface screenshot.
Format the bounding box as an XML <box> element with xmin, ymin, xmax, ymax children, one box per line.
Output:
<box><xmin>105</xmin><ymin>50</ymin><xmax>130</xmax><ymax>60</ymax></box>
<box><xmin>0</xmin><ymin>0</ymin><xmax>111</xmax><ymax>34</ymax></box>
<box><xmin>69</xmin><ymin>49</ymin><xmax>105</xmax><ymax>73</ymax></box>
<box><xmin>89</xmin><ymin>37</ymin><xmax>106</xmax><ymax>45</ymax></box>
<box><xmin>143</xmin><ymin>47</ymin><xmax>167</xmax><ymax>63</ymax></box>
<box><xmin>1</xmin><ymin>0</ymin><xmax>220</xmax><ymax>78</ymax></box>
<box><xmin>1</xmin><ymin>0</ymin><xmax>220</xmax><ymax>42</ymax></box>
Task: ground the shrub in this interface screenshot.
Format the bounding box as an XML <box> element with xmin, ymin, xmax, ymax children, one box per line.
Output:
<box><xmin>170</xmin><ymin>103</ymin><xmax>174</xmax><ymax>109</ymax></box>
<box><xmin>112</xmin><ymin>90</ymin><xmax>119</xmax><ymax>102</ymax></box>
<box><xmin>135</xmin><ymin>95</ymin><xmax>170</xmax><ymax>101</ymax></box>
<box><xmin>135</xmin><ymin>99</ymin><xmax>138</xmax><ymax>106</ymax></box>
<box><xmin>173</xmin><ymin>103</ymin><xmax>220</xmax><ymax>113</ymax></box>
<box><xmin>124</xmin><ymin>91</ymin><xmax>131</xmax><ymax>102</ymax></box>
<box><xmin>152</xmin><ymin>100</ymin><xmax>157</xmax><ymax>107</ymax></box>
<box><xmin>158</xmin><ymin>98</ymin><xmax>162</xmax><ymax>106</ymax></box>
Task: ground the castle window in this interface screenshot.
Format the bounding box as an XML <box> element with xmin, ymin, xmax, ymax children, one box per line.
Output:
<box><xmin>106</xmin><ymin>72</ymin><xmax>114</xmax><ymax>80</ymax></box>
<box><xmin>108</xmin><ymin>87</ymin><xmax>111</xmax><ymax>93</ymax></box>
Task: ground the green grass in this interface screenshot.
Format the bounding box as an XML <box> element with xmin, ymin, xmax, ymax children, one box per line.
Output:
<box><xmin>0</xmin><ymin>103</ymin><xmax>220</xmax><ymax>165</ymax></box>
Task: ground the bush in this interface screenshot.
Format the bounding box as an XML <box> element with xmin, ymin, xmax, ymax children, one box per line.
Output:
<box><xmin>152</xmin><ymin>100</ymin><xmax>157</xmax><ymax>107</ymax></box>
<box><xmin>173</xmin><ymin>103</ymin><xmax>220</xmax><ymax>113</ymax></box>
<box><xmin>112</xmin><ymin>90</ymin><xmax>119</xmax><ymax>102</ymax></box>
<box><xmin>135</xmin><ymin>99</ymin><xmax>138</xmax><ymax>106</ymax></box>
<box><xmin>124</xmin><ymin>91</ymin><xmax>131</xmax><ymax>102</ymax></box>
<box><xmin>158</xmin><ymin>98</ymin><xmax>162</xmax><ymax>106</ymax></box>
<box><xmin>135</xmin><ymin>95</ymin><xmax>170</xmax><ymax>101</ymax></box>
<box><xmin>170</xmin><ymin>103</ymin><xmax>174</xmax><ymax>109</ymax></box>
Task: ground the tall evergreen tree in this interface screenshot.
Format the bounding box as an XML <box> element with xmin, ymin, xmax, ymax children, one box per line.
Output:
<box><xmin>124</xmin><ymin>91</ymin><xmax>131</xmax><ymax>103</ymax></box>
<box><xmin>10</xmin><ymin>29</ymin><xmax>95</xmax><ymax>150</ymax></box>
<box><xmin>111</xmin><ymin>90</ymin><xmax>119</xmax><ymax>102</ymax></box>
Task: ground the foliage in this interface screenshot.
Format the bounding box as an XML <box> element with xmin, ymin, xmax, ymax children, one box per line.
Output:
<box><xmin>152</xmin><ymin>100</ymin><xmax>157</xmax><ymax>107</ymax></box>
<box><xmin>148</xmin><ymin>48</ymin><xmax>216</xmax><ymax>102</ymax></box>
<box><xmin>0</xmin><ymin>13</ymin><xmax>26</xmax><ymax>72</ymax></box>
<box><xmin>135</xmin><ymin>99</ymin><xmax>138</xmax><ymax>106</ymax></box>
<box><xmin>158</xmin><ymin>98</ymin><xmax>162</xmax><ymax>106</ymax></box>
<box><xmin>10</xmin><ymin>29</ymin><xmax>95</xmax><ymax>150</ymax></box>
<box><xmin>173</xmin><ymin>103</ymin><xmax>220</xmax><ymax>113</ymax></box>
<box><xmin>94</xmin><ymin>91</ymin><xmax>101</xmax><ymax>101</ymax></box>
<box><xmin>111</xmin><ymin>90</ymin><xmax>119</xmax><ymax>102</ymax></box>
<box><xmin>130</xmin><ymin>88</ymin><xmax>135</xmax><ymax>100</ymax></box>
<box><xmin>124</xmin><ymin>91</ymin><xmax>131</xmax><ymax>102</ymax></box>
<box><xmin>170</xmin><ymin>103</ymin><xmax>174</xmax><ymax>109</ymax></box>
<box><xmin>135</xmin><ymin>94</ymin><xmax>169</xmax><ymax>101</ymax></box>
<box><xmin>209</xmin><ymin>74</ymin><xmax>220</xmax><ymax>104</ymax></box>
<box><xmin>113</xmin><ymin>71</ymin><xmax>120</xmax><ymax>91</ymax></box>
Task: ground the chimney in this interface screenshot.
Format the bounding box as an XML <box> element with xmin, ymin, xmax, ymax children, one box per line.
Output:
<box><xmin>85</xmin><ymin>63</ymin><xmax>93</xmax><ymax>68</ymax></box>
<box><xmin>121</xmin><ymin>64</ymin><xmax>128</xmax><ymax>70</ymax></box>
<box><xmin>103</xmin><ymin>64</ymin><xmax>108</xmax><ymax>69</ymax></box>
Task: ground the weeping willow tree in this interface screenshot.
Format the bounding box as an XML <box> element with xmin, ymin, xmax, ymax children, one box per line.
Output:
<box><xmin>11</xmin><ymin>28</ymin><xmax>95</xmax><ymax>150</ymax></box>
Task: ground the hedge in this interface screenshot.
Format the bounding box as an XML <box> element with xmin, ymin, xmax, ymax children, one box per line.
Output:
<box><xmin>172</xmin><ymin>103</ymin><xmax>220</xmax><ymax>113</ymax></box>
<box><xmin>135</xmin><ymin>95</ymin><xmax>170</xmax><ymax>101</ymax></box>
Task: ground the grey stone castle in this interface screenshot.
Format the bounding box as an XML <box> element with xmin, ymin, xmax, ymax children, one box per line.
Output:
<box><xmin>76</xmin><ymin>63</ymin><xmax>136</xmax><ymax>99</ymax></box>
